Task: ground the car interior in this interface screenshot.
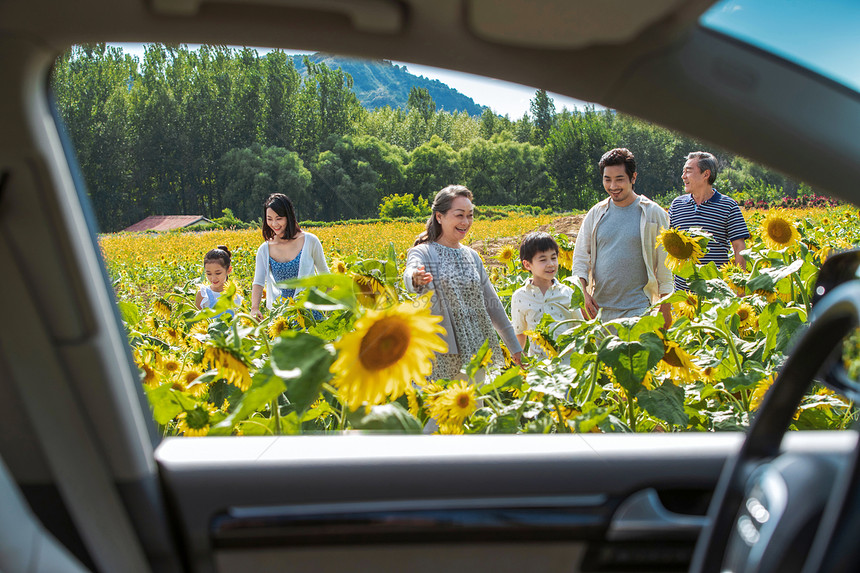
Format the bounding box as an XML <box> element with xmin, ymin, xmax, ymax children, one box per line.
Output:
<box><xmin>2</xmin><ymin>0</ymin><xmax>860</xmax><ymax>572</ymax></box>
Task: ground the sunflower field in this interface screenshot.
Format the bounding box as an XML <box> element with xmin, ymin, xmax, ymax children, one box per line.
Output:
<box><xmin>104</xmin><ymin>207</ymin><xmax>860</xmax><ymax>436</ymax></box>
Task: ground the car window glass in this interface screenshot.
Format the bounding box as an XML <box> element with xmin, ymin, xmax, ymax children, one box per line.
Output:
<box><xmin>50</xmin><ymin>44</ymin><xmax>854</xmax><ymax>438</ymax></box>
<box><xmin>701</xmin><ymin>0</ymin><xmax>860</xmax><ymax>95</ymax></box>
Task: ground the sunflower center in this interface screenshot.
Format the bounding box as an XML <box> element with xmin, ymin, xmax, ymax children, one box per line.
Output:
<box><xmin>359</xmin><ymin>316</ymin><xmax>411</xmax><ymax>370</ymax></box>
<box><xmin>766</xmin><ymin>219</ymin><xmax>793</xmax><ymax>244</ymax></box>
<box><xmin>663</xmin><ymin>233</ymin><xmax>694</xmax><ymax>259</ymax></box>
<box><xmin>737</xmin><ymin>308</ymin><xmax>749</xmax><ymax>321</ymax></box>
<box><xmin>456</xmin><ymin>393</ymin><xmax>471</xmax><ymax>409</ymax></box>
<box><xmin>663</xmin><ymin>347</ymin><xmax>684</xmax><ymax>368</ymax></box>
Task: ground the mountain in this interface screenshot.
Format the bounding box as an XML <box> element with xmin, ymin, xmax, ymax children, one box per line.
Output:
<box><xmin>294</xmin><ymin>54</ymin><xmax>486</xmax><ymax>117</ymax></box>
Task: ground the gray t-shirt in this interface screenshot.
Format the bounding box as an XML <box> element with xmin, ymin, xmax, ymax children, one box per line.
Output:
<box><xmin>593</xmin><ymin>197</ymin><xmax>650</xmax><ymax>312</ymax></box>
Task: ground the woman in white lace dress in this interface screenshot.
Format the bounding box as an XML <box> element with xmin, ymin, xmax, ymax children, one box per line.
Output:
<box><xmin>404</xmin><ymin>185</ymin><xmax>522</xmax><ymax>380</ymax></box>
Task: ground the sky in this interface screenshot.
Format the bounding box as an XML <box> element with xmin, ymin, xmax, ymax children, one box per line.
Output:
<box><xmin>701</xmin><ymin>0</ymin><xmax>860</xmax><ymax>93</ymax></box>
<box><xmin>109</xmin><ymin>43</ymin><xmax>594</xmax><ymax>118</ymax></box>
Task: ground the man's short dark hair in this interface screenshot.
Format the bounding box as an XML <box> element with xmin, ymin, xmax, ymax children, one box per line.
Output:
<box><xmin>599</xmin><ymin>147</ymin><xmax>636</xmax><ymax>180</ymax></box>
<box><xmin>519</xmin><ymin>231</ymin><xmax>559</xmax><ymax>263</ymax></box>
<box><xmin>686</xmin><ymin>151</ymin><xmax>718</xmax><ymax>185</ymax></box>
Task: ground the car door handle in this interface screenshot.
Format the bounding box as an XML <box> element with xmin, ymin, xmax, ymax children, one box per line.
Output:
<box><xmin>607</xmin><ymin>488</ymin><xmax>708</xmax><ymax>541</ymax></box>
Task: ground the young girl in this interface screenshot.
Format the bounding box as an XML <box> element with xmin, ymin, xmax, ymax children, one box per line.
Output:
<box><xmin>196</xmin><ymin>246</ymin><xmax>242</xmax><ymax>312</ymax></box>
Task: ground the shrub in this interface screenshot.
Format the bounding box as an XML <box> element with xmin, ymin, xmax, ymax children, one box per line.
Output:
<box><xmin>379</xmin><ymin>194</ymin><xmax>430</xmax><ymax>219</ymax></box>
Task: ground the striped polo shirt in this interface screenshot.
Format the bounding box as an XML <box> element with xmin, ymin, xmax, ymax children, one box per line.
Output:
<box><xmin>668</xmin><ymin>190</ymin><xmax>750</xmax><ymax>290</ymax></box>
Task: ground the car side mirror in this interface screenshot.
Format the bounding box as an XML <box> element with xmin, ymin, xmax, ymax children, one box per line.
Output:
<box><xmin>811</xmin><ymin>248</ymin><xmax>860</xmax><ymax>307</ymax></box>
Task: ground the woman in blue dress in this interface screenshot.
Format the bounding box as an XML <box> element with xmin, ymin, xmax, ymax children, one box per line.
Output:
<box><xmin>250</xmin><ymin>193</ymin><xmax>329</xmax><ymax>320</ymax></box>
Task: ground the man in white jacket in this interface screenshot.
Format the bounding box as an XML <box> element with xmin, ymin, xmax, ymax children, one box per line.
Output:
<box><xmin>571</xmin><ymin>148</ymin><xmax>673</xmax><ymax>328</ymax></box>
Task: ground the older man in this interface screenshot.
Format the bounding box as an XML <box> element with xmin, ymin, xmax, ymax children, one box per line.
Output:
<box><xmin>669</xmin><ymin>151</ymin><xmax>750</xmax><ymax>290</ymax></box>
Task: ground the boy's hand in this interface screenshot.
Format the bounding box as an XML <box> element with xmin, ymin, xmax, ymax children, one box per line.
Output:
<box><xmin>252</xmin><ymin>308</ymin><xmax>263</xmax><ymax>321</ymax></box>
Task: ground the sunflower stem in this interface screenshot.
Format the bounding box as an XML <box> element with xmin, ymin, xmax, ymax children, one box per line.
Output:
<box><xmin>677</xmin><ymin>324</ymin><xmax>743</xmax><ymax>375</ymax></box>
<box><xmin>839</xmin><ymin>401</ymin><xmax>857</xmax><ymax>430</ymax></box>
<box><xmin>271</xmin><ymin>399</ymin><xmax>282</xmax><ymax>435</ymax></box>
<box><xmin>719</xmin><ymin>387</ymin><xmax>745</xmax><ymax>413</ymax></box>
<box><xmin>321</xmin><ymin>383</ymin><xmax>346</xmax><ymax>431</ymax></box>
<box><xmin>625</xmin><ymin>388</ymin><xmax>637</xmax><ymax>432</ymax></box>
<box><xmin>791</xmin><ymin>272</ymin><xmax>811</xmax><ymax>315</ymax></box>
<box><xmin>552</xmin><ymin>397</ymin><xmax>572</xmax><ymax>433</ymax></box>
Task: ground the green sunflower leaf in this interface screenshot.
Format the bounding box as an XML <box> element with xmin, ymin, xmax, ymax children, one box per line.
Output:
<box><xmin>636</xmin><ymin>382</ymin><xmax>688</xmax><ymax>427</ymax></box>
<box><xmin>270</xmin><ymin>331</ymin><xmax>336</xmax><ymax>414</ymax></box>
<box><xmin>348</xmin><ymin>403</ymin><xmax>423</xmax><ymax>433</ymax></box>
<box><xmin>210</xmin><ymin>371</ymin><xmax>286</xmax><ymax>435</ymax></box>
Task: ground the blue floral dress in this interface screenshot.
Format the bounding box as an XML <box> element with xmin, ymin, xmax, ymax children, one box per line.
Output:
<box><xmin>270</xmin><ymin>247</ymin><xmax>303</xmax><ymax>300</ymax></box>
<box><xmin>270</xmin><ymin>247</ymin><xmax>323</xmax><ymax>321</ymax></box>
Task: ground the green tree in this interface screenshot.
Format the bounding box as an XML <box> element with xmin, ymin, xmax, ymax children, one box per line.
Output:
<box><xmin>544</xmin><ymin>106</ymin><xmax>612</xmax><ymax>209</ymax></box>
<box><xmin>460</xmin><ymin>138</ymin><xmax>550</xmax><ymax>206</ymax></box>
<box><xmin>262</xmin><ymin>50</ymin><xmax>301</xmax><ymax>150</ymax></box>
<box><xmin>52</xmin><ymin>44</ymin><xmax>139</xmax><ymax>231</ymax></box>
<box><xmin>407</xmin><ymin>86</ymin><xmax>436</xmax><ymax>123</ymax></box>
<box><xmin>405</xmin><ymin>136</ymin><xmax>462</xmax><ymax>202</ymax></box>
<box><xmin>530</xmin><ymin>89</ymin><xmax>556</xmax><ymax>145</ymax></box>
<box><xmin>218</xmin><ymin>144</ymin><xmax>313</xmax><ymax>222</ymax></box>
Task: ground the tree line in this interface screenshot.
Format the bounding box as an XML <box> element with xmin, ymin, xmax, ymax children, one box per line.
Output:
<box><xmin>51</xmin><ymin>43</ymin><xmax>806</xmax><ymax>232</ymax></box>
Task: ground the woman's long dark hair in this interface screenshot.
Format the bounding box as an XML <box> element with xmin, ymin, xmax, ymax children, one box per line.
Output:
<box><xmin>262</xmin><ymin>193</ymin><xmax>301</xmax><ymax>241</ymax></box>
<box><xmin>413</xmin><ymin>185</ymin><xmax>473</xmax><ymax>246</ymax></box>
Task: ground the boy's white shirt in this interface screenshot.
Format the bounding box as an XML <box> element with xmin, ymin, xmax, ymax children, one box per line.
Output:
<box><xmin>511</xmin><ymin>277</ymin><xmax>582</xmax><ymax>357</ymax></box>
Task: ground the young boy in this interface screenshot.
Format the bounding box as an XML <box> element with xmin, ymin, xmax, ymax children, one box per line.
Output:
<box><xmin>511</xmin><ymin>232</ymin><xmax>581</xmax><ymax>359</ymax></box>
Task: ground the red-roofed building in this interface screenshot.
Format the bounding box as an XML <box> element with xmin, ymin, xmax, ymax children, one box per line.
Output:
<box><xmin>123</xmin><ymin>215</ymin><xmax>213</xmax><ymax>232</ymax></box>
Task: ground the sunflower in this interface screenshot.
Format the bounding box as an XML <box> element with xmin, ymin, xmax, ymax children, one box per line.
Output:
<box><xmin>329</xmin><ymin>297</ymin><xmax>447</xmax><ymax>411</ymax></box>
<box><xmin>656</xmin><ymin>340</ymin><xmax>703</xmax><ymax>384</ymax></box>
<box><xmin>183</xmin><ymin>369</ymin><xmax>207</xmax><ymax>396</ymax></box>
<box><xmin>405</xmin><ymin>384</ymin><xmax>421</xmax><ymax>419</ymax></box>
<box><xmin>524</xmin><ymin>330</ymin><xmax>557</xmax><ymax>358</ymax></box>
<box><xmin>331</xmin><ymin>258</ymin><xmax>348</xmax><ymax>274</ymax></box>
<box><xmin>437</xmin><ymin>421</ymin><xmax>465</xmax><ymax>435</ymax></box>
<box><xmin>139</xmin><ymin>362</ymin><xmax>158</xmax><ymax>388</ymax></box>
<box><xmin>750</xmin><ymin>374</ymin><xmax>775</xmax><ymax>411</ymax></box>
<box><xmin>674</xmin><ymin>293</ymin><xmax>699</xmax><ymax>320</ymax></box>
<box><xmin>497</xmin><ymin>245</ymin><xmax>516</xmax><ymax>264</ymax></box>
<box><xmin>268</xmin><ymin>315</ymin><xmax>291</xmax><ymax>338</ymax></box>
<box><xmin>203</xmin><ymin>347</ymin><xmax>252</xmax><ymax>391</ymax></box>
<box><xmin>431</xmin><ymin>381</ymin><xmax>478</xmax><ymax>426</ymax></box>
<box><xmin>720</xmin><ymin>262</ymin><xmax>747</xmax><ymax>296</ymax></box>
<box><xmin>657</xmin><ymin>228</ymin><xmax>705</xmax><ymax>272</ymax></box>
<box><xmin>163</xmin><ymin>358</ymin><xmax>181</xmax><ymax>374</ymax></box>
<box><xmin>735</xmin><ymin>302</ymin><xmax>759</xmax><ymax>336</ymax></box>
<box><xmin>188</xmin><ymin>320</ymin><xmax>209</xmax><ymax>347</ymax></box>
<box><xmin>499</xmin><ymin>343</ymin><xmax>515</xmax><ymax>368</ymax></box>
<box><xmin>176</xmin><ymin>404</ymin><xmax>217</xmax><ymax>437</ymax></box>
<box><xmin>164</xmin><ymin>326</ymin><xmax>182</xmax><ymax>346</ymax></box>
<box><xmin>152</xmin><ymin>298</ymin><xmax>172</xmax><ymax>320</ymax></box>
<box><xmin>549</xmin><ymin>404</ymin><xmax>578</xmax><ymax>424</ymax></box>
<box><xmin>353</xmin><ymin>274</ymin><xmax>393</xmax><ymax>309</ymax></box>
<box><xmin>760</xmin><ymin>211</ymin><xmax>800</xmax><ymax>251</ymax></box>
<box><xmin>422</xmin><ymin>382</ymin><xmax>446</xmax><ymax>412</ymax></box>
<box><xmin>558</xmin><ymin>248</ymin><xmax>573</xmax><ymax>271</ymax></box>
<box><xmin>700</xmin><ymin>365</ymin><xmax>719</xmax><ymax>384</ymax></box>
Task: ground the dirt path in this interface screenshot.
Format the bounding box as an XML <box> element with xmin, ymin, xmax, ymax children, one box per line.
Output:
<box><xmin>470</xmin><ymin>214</ymin><xmax>584</xmax><ymax>267</ymax></box>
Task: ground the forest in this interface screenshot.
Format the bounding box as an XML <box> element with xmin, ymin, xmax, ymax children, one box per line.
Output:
<box><xmin>52</xmin><ymin>43</ymin><xmax>808</xmax><ymax>232</ymax></box>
